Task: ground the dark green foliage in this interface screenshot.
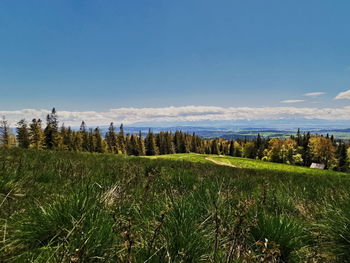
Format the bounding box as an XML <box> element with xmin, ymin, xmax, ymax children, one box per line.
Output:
<box><xmin>0</xmin><ymin>116</ymin><xmax>10</xmax><ymax>148</ymax></box>
<box><xmin>145</xmin><ymin>129</ymin><xmax>158</xmax><ymax>156</ymax></box>
<box><xmin>44</xmin><ymin>108</ymin><xmax>60</xmax><ymax>149</ymax></box>
<box><xmin>337</xmin><ymin>143</ymin><xmax>348</xmax><ymax>171</ymax></box>
<box><xmin>105</xmin><ymin>122</ymin><xmax>118</xmax><ymax>153</ymax></box>
<box><xmin>117</xmin><ymin>124</ymin><xmax>126</xmax><ymax>154</ymax></box>
<box><xmin>229</xmin><ymin>140</ymin><xmax>235</xmax><ymax>156</ymax></box>
<box><xmin>16</xmin><ymin>119</ymin><xmax>30</xmax><ymax>149</ymax></box>
<box><xmin>211</xmin><ymin>139</ymin><xmax>220</xmax><ymax>155</ymax></box>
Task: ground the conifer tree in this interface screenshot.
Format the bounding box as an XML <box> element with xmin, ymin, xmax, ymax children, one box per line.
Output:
<box><xmin>117</xmin><ymin>124</ymin><xmax>126</xmax><ymax>154</ymax></box>
<box><xmin>190</xmin><ymin>133</ymin><xmax>198</xmax><ymax>153</ymax></box>
<box><xmin>338</xmin><ymin>142</ymin><xmax>348</xmax><ymax>171</ymax></box>
<box><xmin>129</xmin><ymin>134</ymin><xmax>140</xmax><ymax>155</ymax></box>
<box><xmin>44</xmin><ymin>108</ymin><xmax>60</xmax><ymax>149</ymax></box>
<box><xmin>145</xmin><ymin>129</ymin><xmax>158</xmax><ymax>155</ymax></box>
<box><xmin>0</xmin><ymin>116</ymin><xmax>10</xmax><ymax>148</ymax></box>
<box><xmin>211</xmin><ymin>139</ymin><xmax>220</xmax><ymax>155</ymax></box>
<box><xmin>16</xmin><ymin>119</ymin><xmax>30</xmax><ymax>149</ymax></box>
<box><xmin>229</xmin><ymin>140</ymin><xmax>235</xmax><ymax>156</ymax></box>
<box><xmin>296</xmin><ymin>129</ymin><xmax>301</xmax><ymax>146</ymax></box>
<box><xmin>174</xmin><ymin>131</ymin><xmax>181</xmax><ymax>153</ymax></box>
<box><xmin>29</xmin><ymin>119</ymin><xmax>44</xmax><ymax>149</ymax></box>
<box><xmin>88</xmin><ymin>128</ymin><xmax>95</xmax><ymax>152</ymax></box>
<box><xmin>80</xmin><ymin>121</ymin><xmax>90</xmax><ymax>151</ymax></box>
<box><xmin>106</xmin><ymin>122</ymin><xmax>118</xmax><ymax>153</ymax></box>
<box><xmin>93</xmin><ymin>127</ymin><xmax>105</xmax><ymax>153</ymax></box>
<box><xmin>137</xmin><ymin>131</ymin><xmax>146</xmax><ymax>156</ymax></box>
<box><xmin>177</xmin><ymin>132</ymin><xmax>190</xmax><ymax>153</ymax></box>
<box><xmin>166</xmin><ymin>132</ymin><xmax>175</xmax><ymax>154</ymax></box>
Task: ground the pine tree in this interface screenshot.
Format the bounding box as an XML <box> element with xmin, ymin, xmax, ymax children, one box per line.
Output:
<box><xmin>145</xmin><ymin>129</ymin><xmax>158</xmax><ymax>156</ymax></box>
<box><xmin>137</xmin><ymin>131</ymin><xmax>146</xmax><ymax>156</ymax></box>
<box><xmin>229</xmin><ymin>140</ymin><xmax>235</xmax><ymax>156</ymax></box>
<box><xmin>178</xmin><ymin>132</ymin><xmax>190</xmax><ymax>153</ymax></box>
<box><xmin>29</xmin><ymin>119</ymin><xmax>44</xmax><ymax>149</ymax></box>
<box><xmin>44</xmin><ymin>108</ymin><xmax>60</xmax><ymax>149</ymax></box>
<box><xmin>190</xmin><ymin>133</ymin><xmax>198</xmax><ymax>153</ymax></box>
<box><xmin>338</xmin><ymin>142</ymin><xmax>348</xmax><ymax>171</ymax></box>
<box><xmin>296</xmin><ymin>129</ymin><xmax>301</xmax><ymax>146</ymax></box>
<box><xmin>174</xmin><ymin>131</ymin><xmax>182</xmax><ymax>153</ymax></box>
<box><xmin>130</xmin><ymin>134</ymin><xmax>140</xmax><ymax>156</ymax></box>
<box><xmin>166</xmin><ymin>132</ymin><xmax>175</xmax><ymax>154</ymax></box>
<box><xmin>16</xmin><ymin>119</ymin><xmax>30</xmax><ymax>149</ymax></box>
<box><xmin>80</xmin><ymin>121</ymin><xmax>90</xmax><ymax>152</ymax></box>
<box><xmin>117</xmin><ymin>124</ymin><xmax>126</xmax><ymax>154</ymax></box>
<box><xmin>106</xmin><ymin>122</ymin><xmax>118</xmax><ymax>153</ymax></box>
<box><xmin>211</xmin><ymin>139</ymin><xmax>220</xmax><ymax>155</ymax></box>
<box><xmin>0</xmin><ymin>116</ymin><xmax>11</xmax><ymax>148</ymax></box>
<box><xmin>93</xmin><ymin>127</ymin><xmax>105</xmax><ymax>153</ymax></box>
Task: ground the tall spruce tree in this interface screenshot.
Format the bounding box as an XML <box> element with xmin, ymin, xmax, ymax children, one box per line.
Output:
<box><xmin>229</xmin><ymin>140</ymin><xmax>235</xmax><ymax>156</ymax></box>
<box><xmin>190</xmin><ymin>133</ymin><xmax>198</xmax><ymax>153</ymax></box>
<box><xmin>93</xmin><ymin>127</ymin><xmax>105</xmax><ymax>153</ymax></box>
<box><xmin>16</xmin><ymin>119</ymin><xmax>30</xmax><ymax>149</ymax></box>
<box><xmin>0</xmin><ymin>116</ymin><xmax>10</xmax><ymax>148</ymax></box>
<box><xmin>44</xmin><ymin>108</ymin><xmax>59</xmax><ymax>149</ymax></box>
<box><xmin>145</xmin><ymin>129</ymin><xmax>158</xmax><ymax>155</ymax></box>
<box><xmin>80</xmin><ymin>121</ymin><xmax>90</xmax><ymax>151</ymax></box>
<box><xmin>138</xmin><ymin>131</ymin><xmax>146</xmax><ymax>156</ymax></box>
<box><xmin>106</xmin><ymin>122</ymin><xmax>118</xmax><ymax>153</ymax></box>
<box><xmin>211</xmin><ymin>139</ymin><xmax>220</xmax><ymax>155</ymax></box>
<box><xmin>338</xmin><ymin>142</ymin><xmax>348</xmax><ymax>171</ymax></box>
<box><xmin>117</xmin><ymin>124</ymin><xmax>126</xmax><ymax>154</ymax></box>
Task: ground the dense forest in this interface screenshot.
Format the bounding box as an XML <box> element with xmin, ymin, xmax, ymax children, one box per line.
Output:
<box><xmin>0</xmin><ymin>108</ymin><xmax>349</xmax><ymax>171</ymax></box>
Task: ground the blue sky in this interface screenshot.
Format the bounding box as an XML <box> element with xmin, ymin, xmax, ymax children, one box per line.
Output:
<box><xmin>1</xmin><ymin>1</ymin><xmax>350</xmax><ymax>125</ymax></box>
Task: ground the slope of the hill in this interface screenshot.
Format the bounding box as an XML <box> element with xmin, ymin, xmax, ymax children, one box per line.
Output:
<box><xmin>1</xmin><ymin>149</ymin><xmax>350</xmax><ymax>262</ymax></box>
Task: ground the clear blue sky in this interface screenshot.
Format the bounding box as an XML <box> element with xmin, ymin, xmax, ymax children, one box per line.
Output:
<box><xmin>1</xmin><ymin>0</ymin><xmax>350</xmax><ymax>111</ymax></box>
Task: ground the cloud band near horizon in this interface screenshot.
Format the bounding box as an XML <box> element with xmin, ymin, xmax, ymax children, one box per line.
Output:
<box><xmin>2</xmin><ymin>106</ymin><xmax>350</xmax><ymax>127</ymax></box>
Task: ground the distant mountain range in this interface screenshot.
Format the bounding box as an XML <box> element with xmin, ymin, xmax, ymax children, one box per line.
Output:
<box><xmin>84</xmin><ymin>119</ymin><xmax>350</xmax><ymax>140</ymax></box>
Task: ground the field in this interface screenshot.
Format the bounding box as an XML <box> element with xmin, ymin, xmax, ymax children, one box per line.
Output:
<box><xmin>1</xmin><ymin>149</ymin><xmax>350</xmax><ymax>262</ymax></box>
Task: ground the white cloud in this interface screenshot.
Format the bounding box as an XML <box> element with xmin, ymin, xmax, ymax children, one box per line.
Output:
<box><xmin>3</xmin><ymin>106</ymin><xmax>350</xmax><ymax>126</ymax></box>
<box><xmin>303</xmin><ymin>92</ymin><xmax>326</xmax><ymax>97</ymax></box>
<box><xmin>335</xmin><ymin>90</ymin><xmax>350</xmax><ymax>100</ymax></box>
<box><xmin>280</xmin><ymin>100</ymin><xmax>305</xmax><ymax>104</ymax></box>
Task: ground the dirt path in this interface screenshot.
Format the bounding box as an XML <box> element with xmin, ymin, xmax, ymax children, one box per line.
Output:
<box><xmin>205</xmin><ymin>157</ymin><xmax>239</xmax><ymax>168</ymax></box>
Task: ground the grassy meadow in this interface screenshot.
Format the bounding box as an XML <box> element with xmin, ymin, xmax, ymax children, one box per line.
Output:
<box><xmin>1</xmin><ymin>149</ymin><xmax>350</xmax><ymax>262</ymax></box>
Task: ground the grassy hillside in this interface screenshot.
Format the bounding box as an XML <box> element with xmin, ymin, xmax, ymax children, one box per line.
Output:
<box><xmin>151</xmin><ymin>153</ymin><xmax>347</xmax><ymax>176</ymax></box>
<box><xmin>1</xmin><ymin>149</ymin><xmax>350</xmax><ymax>262</ymax></box>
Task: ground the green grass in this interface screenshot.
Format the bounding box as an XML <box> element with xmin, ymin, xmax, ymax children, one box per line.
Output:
<box><xmin>149</xmin><ymin>153</ymin><xmax>347</xmax><ymax>177</ymax></box>
<box><xmin>1</xmin><ymin>149</ymin><xmax>350</xmax><ymax>262</ymax></box>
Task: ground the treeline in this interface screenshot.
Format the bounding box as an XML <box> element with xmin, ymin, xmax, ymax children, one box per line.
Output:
<box><xmin>1</xmin><ymin>108</ymin><xmax>349</xmax><ymax>171</ymax></box>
